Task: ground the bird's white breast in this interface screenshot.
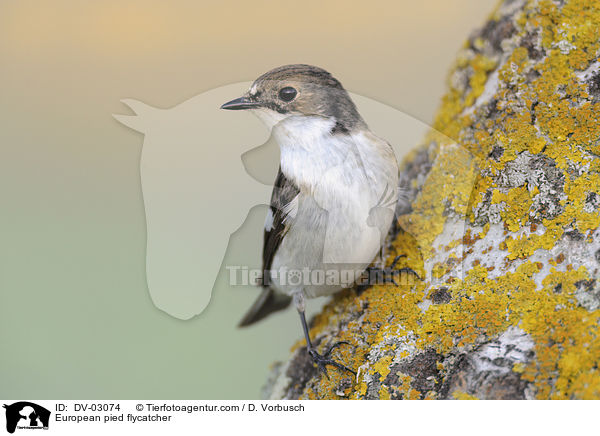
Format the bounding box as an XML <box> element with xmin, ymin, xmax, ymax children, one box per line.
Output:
<box><xmin>267</xmin><ymin>115</ymin><xmax>399</xmax><ymax>298</ymax></box>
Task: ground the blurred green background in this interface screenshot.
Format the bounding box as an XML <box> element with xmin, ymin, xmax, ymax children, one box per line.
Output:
<box><xmin>0</xmin><ymin>0</ymin><xmax>496</xmax><ymax>398</ymax></box>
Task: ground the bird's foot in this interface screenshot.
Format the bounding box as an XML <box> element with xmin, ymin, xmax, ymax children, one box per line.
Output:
<box><xmin>363</xmin><ymin>255</ymin><xmax>421</xmax><ymax>288</ymax></box>
<box><xmin>308</xmin><ymin>341</ymin><xmax>356</xmax><ymax>379</ymax></box>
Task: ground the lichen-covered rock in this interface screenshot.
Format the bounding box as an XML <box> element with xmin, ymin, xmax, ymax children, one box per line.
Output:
<box><xmin>262</xmin><ymin>0</ymin><xmax>600</xmax><ymax>400</ymax></box>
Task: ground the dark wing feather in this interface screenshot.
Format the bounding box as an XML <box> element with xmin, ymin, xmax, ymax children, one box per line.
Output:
<box><xmin>238</xmin><ymin>167</ymin><xmax>299</xmax><ymax>327</ymax></box>
<box><xmin>262</xmin><ymin>167</ymin><xmax>300</xmax><ymax>281</ymax></box>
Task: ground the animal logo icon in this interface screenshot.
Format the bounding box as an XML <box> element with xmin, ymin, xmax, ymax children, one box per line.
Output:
<box><xmin>114</xmin><ymin>82</ymin><xmax>465</xmax><ymax>320</ymax></box>
<box><xmin>3</xmin><ymin>402</ymin><xmax>50</xmax><ymax>434</ymax></box>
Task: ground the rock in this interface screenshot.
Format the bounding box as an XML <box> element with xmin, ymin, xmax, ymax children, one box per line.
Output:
<box><xmin>263</xmin><ymin>0</ymin><xmax>600</xmax><ymax>399</ymax></box>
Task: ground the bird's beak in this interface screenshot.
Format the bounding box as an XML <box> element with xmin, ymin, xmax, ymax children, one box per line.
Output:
<box><xmin>220</xmin><ymin>96</ymin><xmax>261</xmax><ymax>110</ymax></box>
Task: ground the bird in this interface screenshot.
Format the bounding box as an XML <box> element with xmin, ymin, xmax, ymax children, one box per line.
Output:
<box><xmin>221</xmin><ymin>64</ymin><xmax>413</xmax><ymax>376</ymax></box>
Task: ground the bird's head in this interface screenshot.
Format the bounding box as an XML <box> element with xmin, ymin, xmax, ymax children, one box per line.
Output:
<box><xmin>221</xmin><ymin>64</ymin><xmax>365</xmax><ymax>132</ymax></box>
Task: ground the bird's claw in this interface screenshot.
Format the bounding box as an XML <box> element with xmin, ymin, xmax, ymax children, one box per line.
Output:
<box><xmin>365</xmin><ymin>254</ymin><xmax>421</xmax><ymax>287</ymax></box>
<box><xmin>308</xmin><ymin>341</ymin><xmax>356</xmax><ymax>378</ymax></box>
<box><xmin>389</xmin><ymin>254</ymin><xmax>406</xmax><ymax>269</ymax></box>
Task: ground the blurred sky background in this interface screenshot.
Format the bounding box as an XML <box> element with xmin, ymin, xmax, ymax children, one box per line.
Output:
<box><xmin>1</xmin><ymin>0</ymin><xmax>496</xmax><ymax>399</ymax></box>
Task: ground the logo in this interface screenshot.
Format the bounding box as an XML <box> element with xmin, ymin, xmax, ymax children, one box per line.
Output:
<box><xmin>113</xmin><ymin>84</ymin><xmax>441</xmax><ymax>320</ymax></box>
<box><xmin>3</xmin><ymin>402</ymin><xmax>50</xmax><ymax>434</ymax></box>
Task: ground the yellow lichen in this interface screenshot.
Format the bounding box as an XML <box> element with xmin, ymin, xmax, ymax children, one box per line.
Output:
<box><xmin>453</xmin><ymin>391</ymin><xmax>479</xmax><ymax>400</ymax></box>
<box><xmin>290</xmin><ymin>0</ymin><xmax>600</xmax><ymax>400</ymax></box>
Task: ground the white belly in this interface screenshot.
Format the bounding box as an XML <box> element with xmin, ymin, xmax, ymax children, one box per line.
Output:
<box><xmin>270</xmin><ymin>185</ymin><xmax>391</xmax><ymax>298</ymax></box>
<box><xmin>266</xmin><ymin>116</ymin><xmax>399</xmax><ymax>299</ymax></box>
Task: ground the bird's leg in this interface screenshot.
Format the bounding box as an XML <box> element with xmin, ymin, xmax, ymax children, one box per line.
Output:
<box><xmin>363</xmin><ymin>254</ymin><xmax>421</xmax><ymax>287</ymax></box>
<box><xmin>378</xmin><ymin>244</ymin><xmax>387</xmax><ymax>270</ymax></box>
<box><xmin>294</xmin><ymin>292</ymin><xmax>355</xmax><ymax>378</ymax></box>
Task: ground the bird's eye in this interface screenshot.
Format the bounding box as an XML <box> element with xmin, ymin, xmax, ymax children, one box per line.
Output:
<box><xmin>278</xmin><ymin>87</ymin><xmax>297</xmax><ymax>102</ymax></box>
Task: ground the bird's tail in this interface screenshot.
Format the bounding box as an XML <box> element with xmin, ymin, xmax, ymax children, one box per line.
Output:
<box><xmin>238</xmin><ymin>287</ymin><xmax>292</xmax><ymax>327</ymax></box>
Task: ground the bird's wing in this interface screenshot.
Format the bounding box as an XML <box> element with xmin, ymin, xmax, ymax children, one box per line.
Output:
<box><xmin>238</xmin><ymin>167</ymin><xmax>299</xmax><ymax>327</ymax></box>
<box><xmin>262</xmin><ymin>166</ymin><xmax>300</xmax><ymax>280</ymax></box>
